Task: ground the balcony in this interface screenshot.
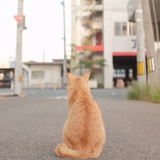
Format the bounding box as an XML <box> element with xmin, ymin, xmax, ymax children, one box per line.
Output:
<box><xmin>84</xmin><ymin>0</ymin><xmax>92</xmax><ymax>5</ymax></box>
<box><xmin>88</xmin><ymin>28</ymin><xmax>102</xmax><ymax>37</ymax></box>
<box><xmin>81</xmin><ymin>36</ymin><xmax>93</xmax><ymax>45</ymax></box>
<box><xmin>82</xmin><ymin>29</ymin><xmax>102</xmax><ymax>45</ymax></box>
<box><xmin>81</xmin><ymin>18</ymin><xmax>92</xmax><ymax>28</ymax></box>
<box><xmin>77</xmin><ymin>0</ymin><xmax>103</xmax><ymax>11</ymax></box>
<box><xmin>95</xmin><ymin>0</ymin><xmax>102</xmax><ymax>5</ymax></box>
<box><xmin>83</xmin><ymin>0</ymin><xmax>102</xmax><ymax>5</ymax></box>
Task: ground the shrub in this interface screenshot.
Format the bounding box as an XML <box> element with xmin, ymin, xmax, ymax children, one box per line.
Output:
<box><xmin>127</xmin><ymin>82</ymin><xmax>160</xmax><ymax>103</ymax></box>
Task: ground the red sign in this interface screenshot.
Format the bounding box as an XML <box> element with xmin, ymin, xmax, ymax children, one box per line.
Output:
<box><xmin>14</xmin><ymin>15</ymin><xmax>24</xmax><ymax>25</ymax></box>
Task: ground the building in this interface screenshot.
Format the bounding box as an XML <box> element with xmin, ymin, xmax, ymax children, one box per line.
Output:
<box><xmin>24</xmin><ymin>60</ymin><xmax>63</xmax><ymax>89</ymax></box>
<box><xmin>71</xmin><ymin>0</ymin><xmax>138</xmax><ymax>88</ymax></box>
<box><xmin>0</xmin><ymin>58</ymin><xmax>64</xmax><ymax>89</ymax></box>
<box><xmin>0</xmin><ymin>57</ymin><xmax>30</xmax><ymax>88</ymax></box>
<box><xmin>0</xmin><ymin>57</ymin><xmax>15</xmax><ymax>88</ymax></box>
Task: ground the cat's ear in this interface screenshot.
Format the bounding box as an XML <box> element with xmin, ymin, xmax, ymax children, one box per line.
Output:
<box><xmin>83</xmin><ymin>72</ymin><xmax>90</xmax><ymax>81</ymax></box>
<box><xmin>67</xmin><ymin>72</ymin><xmax>74</xmax><ymax>80</ymax></box>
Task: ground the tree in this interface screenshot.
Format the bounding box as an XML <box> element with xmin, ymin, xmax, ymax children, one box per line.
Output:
<box><xmin>71</xmin><ymin>44</ymin><xmax>107</xmax><ymax>79</ymax></box>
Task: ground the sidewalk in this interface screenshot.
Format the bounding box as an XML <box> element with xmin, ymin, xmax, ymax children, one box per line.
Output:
<box><xmin>0</xmin><ymin>88</ymin><xmax>16</xmax><ymax>97</ymax></box>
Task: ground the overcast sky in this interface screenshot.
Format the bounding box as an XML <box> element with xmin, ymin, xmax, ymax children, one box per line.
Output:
<box><xmin>0</xmin><ymin>0</ymin><xmax>71</xmax><ymax>63</ymax></box>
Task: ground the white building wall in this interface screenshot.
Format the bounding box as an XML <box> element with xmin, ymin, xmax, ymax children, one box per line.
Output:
<box><xmin>28</xmin><ymin>65</ymin><xmax>62</xmax><ymax>89</ymax></box>
<box><xmin>113</xmin><ymin>36</ymin><xmax>137</xmax><ymax>52</ymax></box>
<box><xmin>113</xmin><ymin>12</ymin><xmax>127</xmax><ymax>21</ymax></box>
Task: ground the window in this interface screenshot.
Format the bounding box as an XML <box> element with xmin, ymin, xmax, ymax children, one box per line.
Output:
<box><xmin>122</xmin><ymin>22</ymin><xmax>127</xmax><ymax>35</ymax></box>
<box><xmin>96</xmin><ymin>31</ymin><xmax>102</xmax><ymax>45</ymax></box>
<box><xmin>115</xmin><ymin>22</ymin><xmax>121</xmax><ymax>35</ymax></box>
<box><xmin>115</xmin><ymin>22</ymin><xmax>136</xmax><ymax>36</ymax></box>
<box><xmin>114</xmin><ymin>69</ymin><xmax>125</xmax><ymax>78</ymax></box>
<box><xmin>129</xmin><ymin>22</ymin><xmax>136</xmax><ymax>35</ymax></box>
<box><xmin>31</xmin><ymin>71</ymin><xmax>44</xmax><ymax>79</ymax></box>
<box><xmin>115</xmin><ymin>22</ymin><xmax>127</xmax><ymax>36</ymax></box>
<box><xmin>129</xmin><ymin>69</ymin><xmax>133</xmax><ymax>78</ymax></box>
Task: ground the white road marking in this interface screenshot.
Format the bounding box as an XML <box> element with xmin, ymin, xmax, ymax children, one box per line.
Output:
<box><xmin>55</xmin><ymin>96</ymin><xmax>63</xmax><ymax>99</ymax></box>
<box><xmin>55</xmin><ymin>96</ymin><xmax>68</xmax><ymax>99</ymax></box>
<box><xmin>46</xmin><ymin>96</ymin><xmax>68</xmax><ymax>100</ymax></box>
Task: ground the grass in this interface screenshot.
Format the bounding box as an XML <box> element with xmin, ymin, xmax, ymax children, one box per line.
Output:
<box><xmin>127</xmin><ymin>82</ymin><xmax>160</xmax><ymax>103</ymax></box>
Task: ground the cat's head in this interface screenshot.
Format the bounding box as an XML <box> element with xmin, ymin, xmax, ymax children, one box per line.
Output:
<box><xmin>67</xmin><ymin>72</ymin><xmax>90</xmax><ymax>92</ymax></box>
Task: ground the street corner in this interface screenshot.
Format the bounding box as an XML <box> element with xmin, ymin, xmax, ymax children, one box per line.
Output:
<box><xmin>0</xmin><ymin>92</ymin><xmax>28</xmax><ymax>98</ymax></box>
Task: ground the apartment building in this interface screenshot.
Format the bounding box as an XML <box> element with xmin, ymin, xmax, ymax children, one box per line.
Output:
<box><xmin>71</xmin><ymin>0</ymin><xmax>138</xmax><ymax>88</ymax></box>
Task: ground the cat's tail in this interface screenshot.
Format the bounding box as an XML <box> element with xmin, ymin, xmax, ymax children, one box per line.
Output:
<box><xmin>55</xmin><ymin>143</ymin><xmax>85</xmax><ymax>159</ymax></box>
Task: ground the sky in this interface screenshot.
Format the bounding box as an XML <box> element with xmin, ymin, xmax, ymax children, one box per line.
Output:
<box><xmin>0</xmin><ymin>0</ymin><xmax>71</xmax><ymax>63</ymax></box>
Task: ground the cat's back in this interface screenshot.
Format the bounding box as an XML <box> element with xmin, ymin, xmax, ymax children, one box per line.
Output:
<box><xmin>70</xmin><ymin>96</ymin><xmax>102</xmax><ymax>124</ymax></box>
<box><xmin>69</xmin><ymin>96</ymin><xmax>105</xmax><ymax>143</ymax></box>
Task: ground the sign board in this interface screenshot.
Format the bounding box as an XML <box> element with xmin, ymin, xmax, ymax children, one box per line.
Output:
<box><xmin>14</xmin><ymin>15</ymin><xmax>24</xmax><ymax>25</ymax></box>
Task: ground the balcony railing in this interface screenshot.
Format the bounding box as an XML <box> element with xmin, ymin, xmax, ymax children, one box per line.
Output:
<box><xmin>88</xmin><ymin>28</ymin><xmax>102</xmax><ymax>37</ymax></box>
<box><xmin>82</xmin><ymin>0</ymin><xmax>102</xmax><ymax>5</ymax></box>
<box><xmin>95</xmin><ymin>0</ymin><xmax>102</xmax><ymax>5</ymax></box>
<box><xmin>81</xmin><ymin>18</ymin><xmax>92</xmax><ymax>28</ymax></box>
<box><xmin>82</xmin><ymin>30</ymin><xmax>102</xmax><ymax>46</ymax></box>
<box><xmin>82</xmin><ymin>36</ymin><xmax>93</xmax><ymax>45</ymax></box>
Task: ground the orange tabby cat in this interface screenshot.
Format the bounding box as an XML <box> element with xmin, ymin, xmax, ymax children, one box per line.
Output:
<box><xmin>55</xmin><ymin>72</ymin><xmax>105</xmax><ymax>159</ymax></box>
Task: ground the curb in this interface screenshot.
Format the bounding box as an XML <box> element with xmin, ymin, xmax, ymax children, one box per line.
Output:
<box><xmin>0</xmin><ymin>94</ymin><xmax>18</xmax><ymax>97</ymax></box>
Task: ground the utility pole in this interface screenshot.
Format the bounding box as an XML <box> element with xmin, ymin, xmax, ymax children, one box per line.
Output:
<box><xmin>43</xmin><ymin>42</ymin><xmax>46</xmax><ymax>62</ymax></box>
<box><xmin>135</xmin><ymin>0</ymin><xmax>146</xmax><ymax>84</ymax></box>
<box><xmin>62</xmin><ymin>0</ymin><xmax>67</xmax><ymax>86</ymax></box>
<box><xmin>70</xmin><ymin>0</ymin><xmax>77</xmax><ymax>74</ymax></box>
<box><xmin>141</xmin><ymin>0</ymin><xmax>159</xmax><ymax>85</ymax></box>
<box><xmin>103</xmin><ymin>0</ymin><xmax>114</xmax><ymax>88</ymax></box>
<box><xmin>14</xmin><ymin>0</ymin><xmax>24</xmax><ymax>95</ymax></box>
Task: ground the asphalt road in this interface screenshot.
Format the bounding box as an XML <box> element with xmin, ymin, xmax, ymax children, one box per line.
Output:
<box><xmin>0</xmin><ymin>89</ymin><xmax>160</xmax><ymax>160</ymax></box>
